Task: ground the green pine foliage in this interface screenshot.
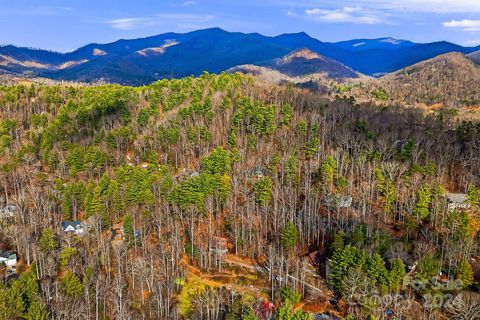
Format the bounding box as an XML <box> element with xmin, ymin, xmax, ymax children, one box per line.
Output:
<box><xmin>0</xmin><ymin>269</ymin><xmax>46</xmax><ymax>320</ymax></box>
<box><xmin>467</xmin><ymin>185</ymin><xmax>480</xmax><ymax>208</ymax></box>
<box><xmin>59</xmin><ymin>247</ymin><xmax>78</xmax><ymax>268</ymax></box>
<box><xmin>296</xmin><ymin>120</ymin><xmax>307</xmax><ymax>136</ymax></box>
<box><xmin>413</xmin><ymin>184</ymin><xmax>432</xmax><ymax>220</ymax></box>
<box><xmin>123</xmin><ymin>213</ymin><xmax>135</xmax><ymax>246</ymax></box>
<box><xmin>280</xmin><ymin>287</ymin><xmax>301</xmax><ymax>304</ymax></box>
<box><xmin>397</xmin><ymin>138</ymin><xmax>416</xmax><ymax>161</ymax></box>
<box><xmin>274</xmin><ymin>300</ymin><xmax>311</xmax><ymax>320</ymax></box>
<box><xmin>372</xmin><ymin>87</ymin><xmax>389</xmax><ymax>101</ymax></box>
<box><xmin>304</xmin><ymin>137</ymin><xmax>319</xmax><ymax>159</ymax></box>
<box><xmin>366</xmin><ymin>253</ymin><xmax>390</xmax><ymax>289</ymax></box>
<box><xmin>253</xmin><ymin>177</ymin><xmax>273</xmax><ymax>206</ymax></box>
<box><xmin>61</xmin><ymin>271</ymin><xmax>83</xmax><ymax>297</ymax></box>
<box><xmin>280</xmin><ymin>222</ymin><xmax>299</xmax><ymax>251</ymax></box>
<box><xmin>285</xmin><ymin>154</ymin><xmax>299</xmax><ymax>183</ymax></box>
<box><xmin>280</xmin><ymin>103</ymin><xmax>293</xmax><ymax>127</ymax></box>
<box><xmin>375</xmin><ymin>169</ymin><xmax>396</xmax><ymax>214</ymax></box>
<box><xmin>3</xmin><ymin>70</ymin><xmax>480</xmax><ymax>318</ymax></box>
<box><xmin>456</xmin><ymin>260</ymin><xmax>474</xmax><ymax>288</ymax></box>
<box><xmin>388</xmin><ymin>258</ymin><xmax>406</xmax><ymax>291</ymax></box>
<box><xmin>320</xmin><ymin>155</ymin><xmax>337</xmax><ymax>185</ymax></box>
<box><xmin>200</xmin><ymin>147</ymin><xmax>232</xmax><ymax>175</ymax></box>
<box><xmin>331</xmin><ymin>230</ymin><xmax>346</xmax><ymax>252</ymax></box>
<box><xmin>329</xmin><ymin>245</ymin><xmax>367</xmax><ymax>290</ymax></box>
<box><xmin>39</xmin><ymin>228</ymin><xmax>58</xmax><ymax>252</ymax></box>
<box><xmin>170</xmin><ymin>173</ymin><xmax>230</xmax><ymax>211</ymax></box>
<box><xmin>416</xmin><ymin>254</ymin><xmax>440</xmax><ymax>282</ymax></box>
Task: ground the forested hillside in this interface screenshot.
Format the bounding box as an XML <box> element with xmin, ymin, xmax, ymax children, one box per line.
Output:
<box><xmin>381</xmin><ymin>52</ymin><xmax>480</xmax><ymax>108</ymax></box>
<box><xmin>0</xmin><ymin>73</ymin><xmax>479</xmax><ymax>319</ymax></box>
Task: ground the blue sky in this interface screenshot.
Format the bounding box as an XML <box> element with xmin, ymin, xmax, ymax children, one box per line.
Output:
<box><xmin>1</xmin><ymin>0</ymin><xmax>480</xmax><ymax>52</ymax></box>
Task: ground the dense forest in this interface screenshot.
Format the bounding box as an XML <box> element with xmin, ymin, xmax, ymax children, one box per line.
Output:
<box><xmin>0</xmin><ymin>73</ymin><xmax>479</xmax><ymax>320</ymax></box>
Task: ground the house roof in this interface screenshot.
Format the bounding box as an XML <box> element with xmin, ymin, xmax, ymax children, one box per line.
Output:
<box><xmin>0</xmin><ymin>250</ymin><xmax>17</xmax><ymax>260</ymax></box>
<box><xmin>61</xmin><ymin>220</ymin><xmax>82</xmax><ymax>230</ymax></box>
<box><xmin>447</xmin><ymin>193</ymin><xmax>468</xmax><ymax>203</ymax></box>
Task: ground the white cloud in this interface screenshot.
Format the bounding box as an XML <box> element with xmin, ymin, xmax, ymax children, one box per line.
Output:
<box><xmin>355</xmin><ymin>0</ymin><xmax>480</xmax><ymax>14</ymax></box>
<box><xmin>182</xmin><ymin>1</ymin><xmax>197</xmax><ymax>6</ymax></box>
<box><xmin>97</xmin><ymin>13</ymin><xmax>215</xmax><ymax>30</ymax></box>
<box><xmin>272</xmin><ymin>0</ymin><xmax>480</xmax><ymax>13</ymax></box>
<box><xmin>13</xmin><ymin>6</ymin><xmax>72</xmax><ymax>16</ymax></box>
<box><xmin>304</xmin><ymin>6</ymin><xmax>383</xmax><ymax>24</ymax></box>
<box><xmin>102</xmin><ymin>18</ymin><xmax>154</xmax><ymax>30</ymax></box>
<box><xmin>443</xmin><ymin>19</ymin><xmax>480</xmax><ymax>32</ymax></box>
<box><xmin>464</xmin><ymin>39</ymin><xmax>480</xmax><ymax>46</ymax></box>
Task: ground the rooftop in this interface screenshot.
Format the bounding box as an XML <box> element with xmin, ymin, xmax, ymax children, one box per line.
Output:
<box><xmin>61</xmin><ymin>220</ymin><xmax>82</xmax><ymax>229</ymax></box>
<box><xmin>446</xmin><ymin>193</ymin><xmax>468</xmax><ymax>203</ymax></box>
<box><xmin>0</xmin><ymin>250</ymin><xmax>17</xmax><ymax>259</ymax></box>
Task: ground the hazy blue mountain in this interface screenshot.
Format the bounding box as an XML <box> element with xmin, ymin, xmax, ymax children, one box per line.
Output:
<box><xmin>467</xmin><ymin>50</ymin><xmax>480</xmax><ymax>65</ymax></box>
<box><xmin>1</xmin><ymin>28</ymin><xmax>479</xmax><ymax>84</ymax></box>
<box><xmin>331</xmin><ymin>37</ymin><xmax>415</xmax><ymax>51</ymax></box>
<box><xmin>329</xmin><ymin>41</ymin><xmax>480</xmax><ymax>76</ymax></box>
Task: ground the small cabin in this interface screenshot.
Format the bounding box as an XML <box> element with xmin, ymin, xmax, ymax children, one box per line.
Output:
<box><xmin>61</xmin><ymin>221</ymin><xmax>85</xmax><ymax>235</ymax></box>
<box><xmin>0</xmin><ymin>250</ymin><xmax>18</xmax><ymax>267</ymax></box>
<box><xmin>251</xmin><ymin>167</ymin><xmax>267</xmax><ymax>179</ymax></box>
<box><xmin>446</xmin><ymin>193</ymin><xmax>470</xmax><ymax>212</ymax></box>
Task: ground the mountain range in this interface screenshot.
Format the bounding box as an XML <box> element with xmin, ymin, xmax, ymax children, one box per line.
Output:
<box><xmin>1</xmin><ymin>27</ymin><xmax>480</xmax><ymax>85</ymax></box>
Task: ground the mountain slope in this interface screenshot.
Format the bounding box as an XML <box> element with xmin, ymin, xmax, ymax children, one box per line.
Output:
<box><xmin>467</xmin><ymin>50</ymin><xmax>480</xmax><ymax>65</ymax></box>
<box><xmin>1</xmin><ymin>28</ymin><xmax>480</xmax><ymax>84</ymax></box>
<box><xmin>259</xmin><ymin>49</ymin><xmax>360</xmax><ymax>78</ymax></box>
<box><xmin>381</xmin><ymin>52</ymin><xmax>480</xmax><ymax>107</ymax></box>
<box><xmin>332</xmin><ymin>41</ymin><xmax>479</xmax><ymax>76</ymax></box>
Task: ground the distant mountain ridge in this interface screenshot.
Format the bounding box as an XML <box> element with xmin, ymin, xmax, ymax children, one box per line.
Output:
<box><xmin>331</xmin><ymin>37</ymin><xmax>416</xmax><ymax>51</ymax></box>
<box><xmin>231</xmin><ymin>49</ymin><xmax>361</xmax><ymax>80</ymax></box>
<box><xmin>1</xmin><ymin>28</ymin><xmax>479</xmax><ymax>84</ymax></box>
<box><xmin>467</xmin><ymin>50</ymin><xmax>480</xmax><ymax>65</ymax></box>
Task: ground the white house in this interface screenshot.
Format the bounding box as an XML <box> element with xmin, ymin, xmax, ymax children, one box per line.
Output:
<box><xmin>0</xmin><ymin>250</ymin><xmax>18</xmax><ymax>267</ymax></box>
<box><xmin>446</xmin><ymin>193</ymin><xmax>470</xmax><ymax>212</ymax></box>
<box><xmin>61</xmin><ymin>221</ymin><xmax>85</xmax><ymax>235</ymax></box>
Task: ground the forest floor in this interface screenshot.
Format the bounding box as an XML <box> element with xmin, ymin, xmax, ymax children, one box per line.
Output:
<box><xmin>179</xmin><ymin>253</ymin><xmax>345</xmax><ymax>315</ymax></box>
<box><xmin>179</xmin><ymin>254</ymin><xmax>270</xmax><ymax>299</ymax></box>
